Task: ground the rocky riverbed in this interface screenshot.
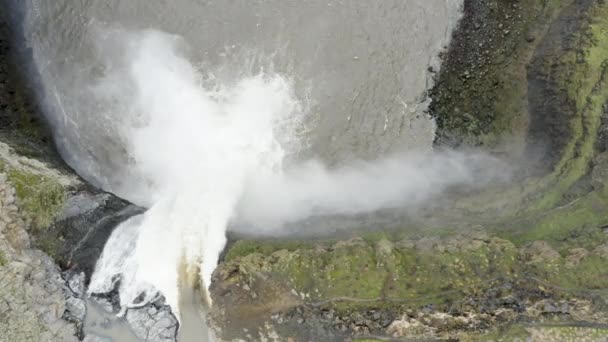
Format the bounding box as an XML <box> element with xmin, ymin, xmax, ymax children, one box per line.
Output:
<box><xmin>2</xmin><ymin>0</ymin><xmax>608</xmax><ymax>341</ymax></box>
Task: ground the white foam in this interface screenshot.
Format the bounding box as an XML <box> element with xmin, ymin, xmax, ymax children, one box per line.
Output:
<box><xmin>88</xmin><ymin>30</ymin><xmax>303</xmax><ymax>313</ymax></box>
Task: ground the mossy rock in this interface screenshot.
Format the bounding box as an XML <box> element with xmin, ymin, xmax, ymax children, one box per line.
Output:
<box><xmin>0</xmin><ymin>249</ymin><xmax>6</xmax><ymax>266</ymax></box>
<box><xmin>0</xmin><ymin>142</ymin><xmax>77</xmax><ymax>232</ymax></box>
<box><xmin>217</xmin><ymin>234</ymin><xmax>608</xmax><ymax>305</ymax></box>
<box><xmin>5</xmin><ymin>167</ymin><xmax>66</xmax><ymax>229</ymax></box>
<box><xmin>429</xmin><ymin>0</ymin><xmax>572</xmax><ymax>150</ymax></box>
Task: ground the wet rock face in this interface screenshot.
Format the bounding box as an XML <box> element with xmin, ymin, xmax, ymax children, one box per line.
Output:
<box><xmin>63</xmin><ymin>271</ymin><xmax>87</xmax><ymax>334</ymax></box>
<box><xmin>0</xmin><ymin>138</ymin><xmax>141</xmax><ymax>286</ymax></box>
<box><xmin>38</xmin><ymin>191</ymin><xmax>143</xmax><ymax>282</ymax></box>
<box><xmin>428</xmin><ymin>0</ymin><xmax>584</xmax><ymax>166</ymax></box>
<box><xmin>126</xmin><ymin>303</ymin><xmax>179</xmax><ymax>342</ymax></box>
<box><xmin>0</xmin><ymin>5</ymin><xmax>59</xmax><ymax>164</ymax></box>
<box><xmin>0</xmin><ymin>147</ymin><xmax>145</xmax><ymax>341</ymax></box>
<box><xmin>429</xmin><ymin>0</ymin><xmax>546</xmax><ymax>149</ymax></box>
<box><xmin>1</xmin><ymin>10</ymin><xmax>82</xmax><ymax>341</ymax></box>
<box><xmin>1</xmin><ymin>16</ymin><xmax>157</xmax><ymax>337</ymax></box>
<box><xmin>526</xmin><ymin>0</ymin><xmax>596</xmax><ymax>167</ymax></box>
<box><xmin>268</xmin><ymin>306</ymin><xmax>398</xmax><ymax>341</ymax></box>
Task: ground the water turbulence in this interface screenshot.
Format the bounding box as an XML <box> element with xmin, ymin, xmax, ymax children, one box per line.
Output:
<box><xmin>82</xmin><ymin>30</ymin><xmax>510</xmax><ymax>319</ymax></box>
<box><xmin>86</xmin><ymin>30</ymin><xmax>304</xmax><ymax>312</ymax></box>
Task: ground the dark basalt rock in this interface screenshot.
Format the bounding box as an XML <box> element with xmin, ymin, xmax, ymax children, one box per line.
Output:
<box><xmin>42</xmin><ymin>190</ymin><xmax>144</xmax><ymax>283</ymax></box>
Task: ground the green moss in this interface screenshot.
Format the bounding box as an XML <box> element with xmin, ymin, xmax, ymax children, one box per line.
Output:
<box><xmin>530</xmin><ymin>5</ymin><xmax>608</xmax><ymax>211</ymax></box>
<box><xmin>423</xmin><ymin>0</ymin><xmax>608</xmax><ymax>225</ymax></box>
<box><xmin>34</xmin><ymin>235</ymin><xmax>61</xmax><ymax>260</ymax></box>
<box><xmin>365</xmin><ymin>239</ymin><xmax>514</xmax><ymax>305</ymax></box>
<box><xmin>0</xmin><ymin>249</ymin><xmax>6</xmax><ymax>266</ymax></box>
<box><xmin>221</xmin><ymin>231</ymin><xmax>608</xmax><ymax>317</ymax></box>
<box><xmin>431</xmin><ymin>0</ymin><xmax>570</xmax><ymax>147</ymax></box>
<box><xmin>504</xmin><ymin>191</ymin><xmax>608</xmax><ymax>245</ymax></box>
<box><xmin>225</xmin><ymin>239</ymin><xmax>319</xmax><ymax>262</ymax></box>
<box><xmin>259</xmin><ymin>240</ymin><xmax>389</xmax><ymax>303</ymax></box>
<box><xmin>224</xmin><ymin>237</ymin><xmax>531</xmax><ymax>313</ymax></box>
<box><xmin>0</xmin><ymin>164</ymin><xmax>66</xmax><ymax>229</ymax></box>
<box><xmin>442</xmin><ymin>2</ymin><xmax>608</xmax><ymax>244</ymax></box>
<box><xmin>550</xmin><ymin>255</ymin><xmax>608</xmax><ymax>290</ymax></box>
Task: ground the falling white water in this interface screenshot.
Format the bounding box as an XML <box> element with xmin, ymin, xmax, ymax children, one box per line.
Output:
<box><xmin>88</xmin><ymin>30</ymin><xmax>304</xmax><ymax>313</ymax></box>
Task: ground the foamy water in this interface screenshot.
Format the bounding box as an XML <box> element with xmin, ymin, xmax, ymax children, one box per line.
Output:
<box><xmin>87</xmin><ymin>31</ymin><xmax>304</xmax><ymax>313</ymax></box>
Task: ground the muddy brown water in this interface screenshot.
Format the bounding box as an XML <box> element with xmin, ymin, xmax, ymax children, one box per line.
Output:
<box><xmin>8</xmin><ymin>0</ymin><xmax>463</xmax><ymax>340</ymax></box>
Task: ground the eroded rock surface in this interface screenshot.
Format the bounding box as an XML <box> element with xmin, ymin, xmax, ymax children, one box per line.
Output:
<box><xmin>126</xmin><ymin>303</ymin><xmax>179</xmax><ymax>342</ymax></box>
<box><xmin>0</xmin><ymin>173</ymin><xmax>78</xmax><ymax>342</ymax></box>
